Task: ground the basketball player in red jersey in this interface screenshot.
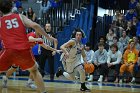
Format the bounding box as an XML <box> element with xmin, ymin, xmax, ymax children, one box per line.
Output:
<box><xmin>0</xmin><ymin>0</ymin><xmax>57</xmax><ymax>93</ymax></box>
<box><xmin>2</xmin><ymin>31</ymin><xmax>61</xmax><ymax>89</ymax></box>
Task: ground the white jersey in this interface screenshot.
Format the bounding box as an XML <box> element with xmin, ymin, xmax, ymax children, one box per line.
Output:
<box><xmin>60</xmin><ymin>38</ymin><xmax>83</xmax><ymax>73</ymax></box>
<box><xmin>61</xmin><ymin>38</ymin><xmax>83</xmax><ymax>63</ymax></box>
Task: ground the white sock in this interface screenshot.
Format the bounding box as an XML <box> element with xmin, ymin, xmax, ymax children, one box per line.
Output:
<box><xmin>27</xmin><ymin>79</ymin><xmax>33</xmax><ymax>84</ymax></box>
<box><xmin>63</xmin><ymin>72</ymin><xmax>74</xmax><ymax>80</ymax></box>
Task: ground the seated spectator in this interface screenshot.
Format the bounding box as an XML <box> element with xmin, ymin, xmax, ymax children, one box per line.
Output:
<box><xmin>133</xmin><ymin>36</ymin><xmax>140</xmax><ymax>50</ymax></box>
<box><xmin>116</xmin><ymin>13</ymin><xmax>126</xmax><ymax>29</ymax></box>
<box><xmin>125</xmin><ymin>9</ymin><xmax>137</xmax><ymax>21</ymax></box>
<box><xmin>26</xmin><ymin>7</ymin><xmax>37</xmax><ymax>33</ymax></box>
<box><xmin>38</xmin><ymin>0</ymin><xmax>51</xmax><ymax>20</ymax></box>
<box><xmin>18</xmin><ymin>6</ymin><xmax>26</xmax><ymax>16</ymax></box>
<box><xmin>131</xmin><ymin>51</ymin><xmax>140</xmax><ymax>83</ymax></box>
<box><xmin>112</xmin><ymin>10</ymin><xmax>120</xmax><ymax>22</ymax></box>
<box><xmin>107</xmin><ymin>44</ymin><xmax>122</xmax><ymax>83</ymax></box>
<box><xmin>129</xmin><ymin>0</ymin><xmax>138</xmax><ymax>9</ymax></box>
<box><xmin>106</xmin><ymin>28</ymin><xmax>116</xmax><ymax>46</ymax></box>
<box><xmin>13</xmin><ymin>0</ymin><xmax>22</xmax><ymax>9</ymax></box>
<box><xmin>26</xmin><ymin>7</ymin><xmax>36</xmax><ymax>22</ymax></box>
<box><xmin>93</xmin><ymin>43</ymin><xmax>108</xmax><ymax>82</ymax></box>
<box><xmin>94</xmin><ymin>36</ymin><xmax>109</xmax><ymax>51</ymax></box>
<box><xmin>119</xmin><ymin>39</ymin><xmax>139</xmax><ymax>83</ymax></box>
<box><xmin>119</xmin><ymin>31</ymin><xmax>130</xmax><ymax>50</ymax></box>
<box><xmin>112</xmin><ymin>37</ymin><xmax>124</xmax><ymax>53</ymax></box>
<box><xmin>132</xmin><ymin>16</ymin><xmax>138</xmax><ymax>26</ymax></box>
<box><xmin>125</xmin><ymin>21</ymin><xmax>137</xmax><ymax>38</ymax></box>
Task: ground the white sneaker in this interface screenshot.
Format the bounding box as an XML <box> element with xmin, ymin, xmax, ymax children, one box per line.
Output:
<box><xmin>98</xmin><ymin>75</ymin><xmax>103</xmax><ymax>82</ymax></box>
<box><xmin>131</xmin><ymin>77</ymin><xmax>135</xmax><ymax>83</ymax></box>
<box><xmin>119</xmin><ymin>79</ymin><xmax>123</xmax><ymax>83</ymax></box>
<box><xmin>26</xmin><ymin>82</ymin><xmax>37</xmax><ymax>89</ymax></box>
<box><xmin>98</xmin><ymin>77</ymin><xmax>103</xmax><ymax>82</ymax></box>
<box><xmin>88</xmin><ymin>75</ymin><xmax>93</xmax><ymax>82</ymax></box>
<box><xmin>2</xmin><ymin>76</ymin><xmax>8</xmax><ymax>88</ymax></box>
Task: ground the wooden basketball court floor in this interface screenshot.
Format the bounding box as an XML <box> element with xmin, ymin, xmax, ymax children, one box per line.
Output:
<box><xmin>0</xmin><ymin>76</ymin><xmax>140</xmax><ymax>93</ymax></box>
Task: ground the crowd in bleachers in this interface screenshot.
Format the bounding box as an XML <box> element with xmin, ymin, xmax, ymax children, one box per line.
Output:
<box><xmin>84</xmin><ymin>0</ymin><xmax>140</xmax><ymax>83</ymax></box>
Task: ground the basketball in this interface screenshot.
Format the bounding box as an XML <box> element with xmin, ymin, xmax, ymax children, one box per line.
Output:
<box><xmin>84</xmin><ymin>63</ymin><xmax>94</xmax><ymax>74</ymax></box>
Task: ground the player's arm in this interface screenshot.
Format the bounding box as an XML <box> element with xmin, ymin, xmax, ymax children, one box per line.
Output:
<box><xmin>40</xmin><ymin>43</ymin><xmax>57</xmax><ymax>52</ymax></box>
<box><xmin>60</xmin><ymin>40</ymin><xmax>75</xmax><ymax>54</ymax></box>
<box><xmin>28</xmin><ymin>36</ymin><xmax>43</xmax><ymax>43</ymax></box>
<box><xmin>20</xmin><ymin>14</ymin><xmax>55</xmax><ymax>42</ymax></box>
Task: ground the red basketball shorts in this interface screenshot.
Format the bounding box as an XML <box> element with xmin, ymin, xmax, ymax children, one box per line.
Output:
<box><xmin>0</xmin><ymin>49</ymin><xmax>35</xmax><ymax>72</ymax></box>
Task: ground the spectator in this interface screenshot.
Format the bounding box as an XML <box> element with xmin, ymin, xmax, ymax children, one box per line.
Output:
<box><xmin>107</xmin><ymin>44</ymin><xmax>122</xmax><ymax>83</ymax></box>
<box><xmin>93</xmin><ymin>43</ymin><xmax>108</xmax><ymax>82</ymax></box>
<box><xmin>112</xmin><ymin>36</ymin><xmax>124</xmax><ymax>53</ymax></box>
<box><xmin>112</xmin><ymin>10</ymin><xmax>120</xmax><ymax>22</ymax></box>
<box><xmin>125</xmin><ymin>21</ymin><xmax>137</xmax><ymax>38</ymax></box>
<box><xmin>94</xmin><ymin>36</ymin><xmax>109</xmax><ymax>51</ymax></box>
<box><xmin>129</xmin><ymin>0</ymin><xmax>138</xmax><ymax>9</ymax></box>
<box><xmin>26</xmin><ymin>7</ymin><xmax>36</xmax><ymax>22</ymax></box>
<box><xmin>133</xmin><ymin>36</ymin><xmax>140</xmax><ymax>50</ymax></box>
<box><xmin>119</xmin><ymin>39</ymin><xmax>139</xmax><ymax>83</ymax></box>
<box><xmin>116</xmin><ymin>13</ymin><xmax>126</xmax><ymax>29</ymax></box>
<box><xmin>119</xmin><ymin>31</ymin><xmax>130</xmax><ymax>50</ymax></box>
<box><xmin>13</xmin><ymin>0</ymin><xmax>22</xmax><ymax>9</ymax></box>
<box><xmin>38</xmin><ymin>0</ymin><xmax>51</xmax><ymax>20</ymax></box>
<box><xmin>18</xmin><ymin>6</ymin><xmax>26</xmax><ymax>16</ymax></box>
<box><xmin>125</xmin><ymin>9</ymin><xmax>137</xmax><ymax>21</ymax></box>
<box><xmin>26</xmin><ymin>7</ymin><xmax>36</xmax><ymax>32</ymax></box>
<box><xmin>106</xmin><ymin>28</ymin><xmax>116</xmax><ymax>46</ymax></box>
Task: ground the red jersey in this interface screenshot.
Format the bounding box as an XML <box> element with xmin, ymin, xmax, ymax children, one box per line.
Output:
<box><xmin>27</xmin><ymin>32</ymin><xmax>43</xmax><ymax>47</ymax></box>
<box><xmin>0</xmin><ymin>13</ymin><xmax>30</xmax><ymax>50</ymax></box>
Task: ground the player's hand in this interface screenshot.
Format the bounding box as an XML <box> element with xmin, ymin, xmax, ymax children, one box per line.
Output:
<box><xmin>52</xmin><ymin>51</ymin><xmax>56</xmax><ymax>56</ymax></box>
<box><xmin>36</xmin><ymin>38</ymin><xmax>43</xmax><ymax>42</ymax></box>
<box><xmin>56</xmin><ymin>50</ymin><xmax>62</xmax><ymax>54</ymax></box>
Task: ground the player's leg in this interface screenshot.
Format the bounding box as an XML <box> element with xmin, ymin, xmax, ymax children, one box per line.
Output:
<box><xmin>26</xmin><ymin>73</ymin><xmax>37</xmax><ymax>89</ymax></box>
<box><xmin>28</xmin><ymin>63</ymin><xmax>46</xmax><ymax>93</ymax></box>
<box><xmin>0</xmin><ymin>49</ymin><xmax>15</xmax><ymax>88</ymax></box>
<box><xmin>14</xmin><ymin>49</ymin><xmax>47</xmax><ymax>93</ymax></box>
<box><xmin>56</xmin><ymin>62</ymin><xmax>75</xmax><ymax>80</ymax></box>
<box><xmin>2</xmin><ymin>66</ymin><xmax>17</xmax><ymax>88</ymax></box>
<box><xmin>75</xmin><ymin>65</ymin><xmax>90</xmax><ymax>92</ymax></box>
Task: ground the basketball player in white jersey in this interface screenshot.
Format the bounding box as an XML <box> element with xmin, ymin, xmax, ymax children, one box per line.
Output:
<box><xmin>56</xmin><ymin>28</ymin><xmax>90</xmax><ymax>92</ymax></box>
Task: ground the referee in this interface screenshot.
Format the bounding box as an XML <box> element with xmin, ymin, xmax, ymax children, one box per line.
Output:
<box><xmin>39</xmin><ymin>23</ymin><xmax>58</xmax><ymax>81</ymax></box>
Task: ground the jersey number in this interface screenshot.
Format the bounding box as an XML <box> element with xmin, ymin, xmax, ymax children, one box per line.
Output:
<box><xmin>5</xmin><ymin>18</ymin><xmax>19</xmax><ymax>29</ymax></box>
